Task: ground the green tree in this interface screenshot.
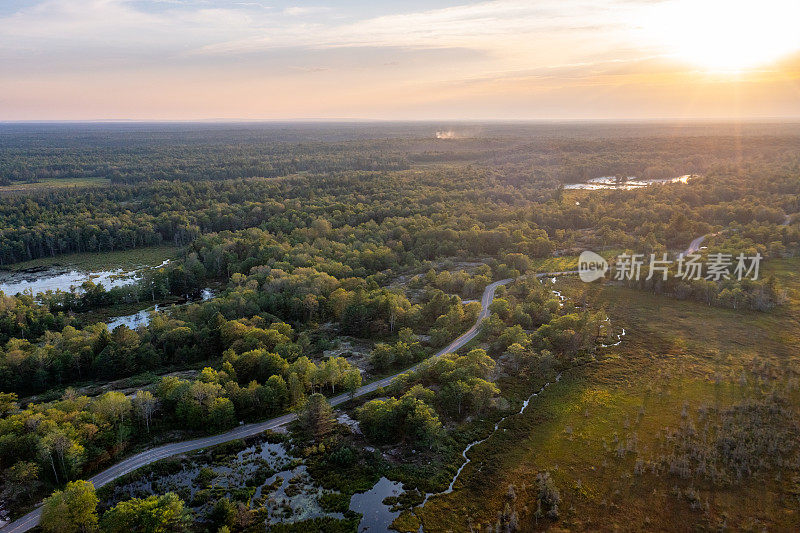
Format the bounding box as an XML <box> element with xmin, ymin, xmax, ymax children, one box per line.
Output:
<box><xmin>342</xmin><ymin>369</ymin><xmax>362</xmax><ymax>397</ymax></box>
<box><xmin>357</xmin><ymin>394</ymin><xmax>442</xmax><ymax>447</ymax></box>
<box><xmin>0</xmin><ymin>391</ymin><xmax>18</xmax><ymax>416</ymax></box>
<box><xmin>38</xmin><ymin>430</ymin><xmax>84</xmax><ymax>484</ymax></box>
<box><xmin>297</xmin><ymin>393</ymin><xmax>334</xmax><ymax>442</ymax></box>
<box><xmin>208</xmin><ymin>397</ymin><xmax>236</xmax><ymax>430</ymax></box>
<box><xmin>470</xmin><ymin>378</ymin><xmax>500</xmax><ymax>413</ymax></box>
<box><xmin>441</xmin><ymin>380</ymin><xmax>472</xmax><ymax>416</ymax></box>
<box><xmin>288</xmin><ymin>372</ymin><xmax>305</xmax><ymax>406</ymax></box>
<box><xmin>40</xmin><ymin>480</ymin><xmax>98</xmax><ymax>533</ymax></box>
<box><xmin>534</xmin><ymin>471</ymin><xmax>561</xmax><ymax>520</ymax></box>
<box><xmin>208</xmin><ymin>497</ymin><xmax>235</xmax><ymax>529</ymax></box>
<box><xmin>100</xmin><ymin>492</ymin><xmax>191</xmax><ymax>533</ymax></box>
<box><xmin>93</xmin><ymin>391</ymin><xmax>132</xmax><ymax>426</ymax></box>
<box><xmin>397</xmin><ymin>327</ymin><xmax>416</xmax><ymax>345</ymax></box>
<box><xmin>401</xmin><ymin>396</ymin><xmax>443</xmax><ymax>446</ymax></box>
<box><xmin>369</xmin><ymin>343</ymin><xmax>394</xmax><ymax>371</ymax></box>
<box><xmin>0</xmin><ymin>461</ymin><xmax>40</xmax><ymax>507</ymax></box>
<box><xmin>489</xmin><ymin>298</ymin><xmax>511</xmax><ymax>320</ymax></box>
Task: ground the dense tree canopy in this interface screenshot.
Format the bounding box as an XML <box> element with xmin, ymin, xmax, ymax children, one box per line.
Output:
<box><xmin>1</xmin><ymin>123</ymin><xmax>799</xmax><ymax>525</ymax></box>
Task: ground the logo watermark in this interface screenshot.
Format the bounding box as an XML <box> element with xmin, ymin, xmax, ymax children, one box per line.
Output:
<box><xmin>578</xmin><ymin>250</ymin><xmax>609</xmax><ymax>282</ymax></box>
<box><xmin>579</xmin><ymin>251</ymin><xmax>762</xmax><ymax>282</ymax></box>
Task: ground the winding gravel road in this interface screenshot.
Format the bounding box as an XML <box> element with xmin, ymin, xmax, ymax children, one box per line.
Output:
<box><xmin>3</xmin><ymin>272</ymin><xmax>577</xmax><ymax>532</ymax></box>
<box><xmin>682</xmin><ymin>234</ymin><xmax>707</xmax><ymax>256</ymax></box>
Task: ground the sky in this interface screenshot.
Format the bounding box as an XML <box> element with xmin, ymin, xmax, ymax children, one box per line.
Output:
<box><xmin>1</xmin><ymin>0</ymin><xmax>800</xmax><ymax>120</ymax></box>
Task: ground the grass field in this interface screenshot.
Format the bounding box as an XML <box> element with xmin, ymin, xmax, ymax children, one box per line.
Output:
<box><xmin>529</xmin><ymin>250</ymin><xmax>622</xmax><ymax>273</ymax></box>
<box><xmin>0</xmin><ymin>177</ymin><xmax>111</xmax><ymax>194</ymax></box>
<box><xmin>3</xmin><ymin>245</ymin><xmax>181</xmax><ymax>272</ymax></box>
<box><xmin>416</xmin><ymin>258</ymin><xmax>800</xmax><ymax>531</ymax></box>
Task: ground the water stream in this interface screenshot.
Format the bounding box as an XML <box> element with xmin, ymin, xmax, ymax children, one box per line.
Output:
<box><xmin>397</xmin><ymin>278</ymin><xmax>624</xmax><ymax>532</ymax></box>
<box><xmin>601</xmin><ymin>327</ymin><xmax>626</xmax><ymax>347</ymax></box>
<box><xmin>105</xmin><ymin>288</ymin><xmax>214</xmax><ymax>330</ymax></box>
<box><xmin>96</xmin><ymin>273</ymin><xmax>625</xmax><ymax>533</ymax></box>
<box><xmin>107</xmin><ymin>305</ymin><xmax>160</xmax><ymax>330</ymax></box>
<box><xmin>421</xmin><ymin>374</ymin><xmax>562</xmax><ymax>509</ymax></box>
<box><xmin>345</xmin><ymin>372</ymin><xmax>567</xmax><ymax>533</ymax></box>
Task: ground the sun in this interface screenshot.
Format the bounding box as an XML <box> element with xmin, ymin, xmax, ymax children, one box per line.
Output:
<box><xmin>641</xmin><ymin>0</ymin><xmax>800</xmax><ymax>72</ymax></box>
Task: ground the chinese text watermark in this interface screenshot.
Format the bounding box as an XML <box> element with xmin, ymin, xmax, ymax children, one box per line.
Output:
<box><xmin>579</xmin><ymin>252</ymin><xmax>762</xmax><ymax>282</ymax></box>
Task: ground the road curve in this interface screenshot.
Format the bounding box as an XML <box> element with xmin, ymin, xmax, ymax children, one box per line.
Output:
<box><xmin>682</xmin><ymin>235</ymin><xmax>707</xmax><ymax>256</ymax></box>
<box><xmin>2</xmin><ymin>272</ymin><xmax>576</xmax><ymax>533</ymax></box>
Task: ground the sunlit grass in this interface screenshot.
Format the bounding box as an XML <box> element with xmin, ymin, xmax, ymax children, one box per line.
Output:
<box><xmin>4</xmin><ymin>245</ymin><xmax>180</xmax><ymax>272</ymax></box>
<box><xmin>0</xmin><ymin>177</ymin><xmax>110</xmax><ymax>194</ymax></box>
<box><xmin>417</xmin><ymin>257</ymin><xmax>800</xmax><ymax>531</ymax></box>
<box><xmin>529</xmin><ymin>250</ymin><xmax>622</xmax><ymax>273</ymax></box>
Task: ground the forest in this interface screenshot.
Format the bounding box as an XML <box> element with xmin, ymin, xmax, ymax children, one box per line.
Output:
<box><xmin>0</xmin><ymin>123</ymin><xmax>799</xmax><ymax>532</ymax></box>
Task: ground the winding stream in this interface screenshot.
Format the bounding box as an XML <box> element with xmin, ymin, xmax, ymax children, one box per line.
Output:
<box><xmin>602</xmin><ymin>327</ymin><xmax>626</xmax><ymax>347</ymax></box>
<box><xmin>426</xmin><ymin>374</ymin><xmax>563</xmax><ymax>504</ymax></box>
<box><xmin>407</xmin><ymin>277</ymin><xmax>621</xmax><ymax>532</ymax></box>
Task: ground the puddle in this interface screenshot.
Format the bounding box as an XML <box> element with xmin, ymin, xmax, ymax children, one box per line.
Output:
<box><xmin>254</xmin><ymin>465</ymin><xmax>344</xmax><ymax>524</ymax></box>
<box><xmin>349</xmin><ymin>477</ymin><xmax>404</xmax><ymax>532</ymax></box>
<box><xmin>0</xmin><ymin>268</ymin><xmax>139</xmax><ymax>296</ymax></box>
<box><xmin>106</xmin><ymin>439</ymin><xmax>343</xmax><ymax>526</ymax></box>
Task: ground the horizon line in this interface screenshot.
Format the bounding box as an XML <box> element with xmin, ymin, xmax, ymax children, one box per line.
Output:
<box><xmin>3</xmin><ymin>117</ymin><xmax>800</xmax><ymax>125</ymax></box>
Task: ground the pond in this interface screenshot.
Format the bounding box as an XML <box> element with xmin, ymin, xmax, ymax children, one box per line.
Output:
<box><xmin>349</xmin><ymin>477</ymin><xmax>404</xmax><ymax>532</ymax></box>
<box><xmin>105</xmin><ymin>289</ymin><xmax>214</xmax><ymax>330</ymax></box>
<box><xmin>106</xmin><ymin>306</ymin><xmax>160</xmax><ymax>331</ymax></box>
<box><xmin>563</xmin><ymin>174</ymin><xmax>695</xmax><ymax>190</ymax></box>
<box><xmin>0</xmin><ymin>259</ymin><xmax>171</xmax><ymax>297</ymax></box>
<box><xmin>0</xmin><ymin>268</ymin><xmax>139</xmax><ymax>296</ymax></box>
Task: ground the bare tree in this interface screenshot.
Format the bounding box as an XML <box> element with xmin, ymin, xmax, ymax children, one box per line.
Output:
<box><xmin>133</xmin><ymin>390</ymin><xmax>159</xmax><ymax>433</ymax></box>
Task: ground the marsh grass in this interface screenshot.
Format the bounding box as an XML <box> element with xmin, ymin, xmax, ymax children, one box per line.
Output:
<box><xmin>416</xmin><ymin>258</ymin><xmax>800</xmax><ymax>531</ymax></box>
<box><xmin>0</xmin><ymin>177</ymin><xmax>111</xmax><ymax>195</ymax></box>
<box><xmin>3</xmin><ymin>245</ymin><xmax>179</xmax><ymax>272</ymax></box>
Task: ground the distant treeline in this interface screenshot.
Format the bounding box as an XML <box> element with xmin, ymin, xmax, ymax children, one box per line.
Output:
<box><xmin>4</xmin><ymin>124</ymin><xmax>800</xmax><ymax>187</ymax></box>
<box><xmin>1</xmin><ymin>156</ymin><xmax>799</xmax><ymax>265</ymax></box>
<box><xmin>0</xmin><ymin>169</ymin><xmax>557</xmax><ymax>264</ymax></box>
<box><xmin>0</xmin><ymin>144</ymin><xmax>407</xmax><ymax>186</ymax></box>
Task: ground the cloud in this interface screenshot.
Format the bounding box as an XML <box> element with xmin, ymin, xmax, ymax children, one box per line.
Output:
<box><xmin>289</xmin><ymin>65</ymin><xmax>328</xmax><ymax>72</ymax></box>
<box><xmin>0</xmin><ymin>0</ymin><xmax>624</xmax><ymax>56</ymax></box>
<box><xmin>282</xmin><ymin>6</ymin><xmax>330</xmax><ymax>16</ymax></box>
<box><xmin>1</xmin><ymin>0</ymin><xmax>799</xmax><ymax>119</ymax></box>
<box><xmin>192</xmin><ymin>0</ymin><xmax>620</xmax><ymax>54</ymax></box>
